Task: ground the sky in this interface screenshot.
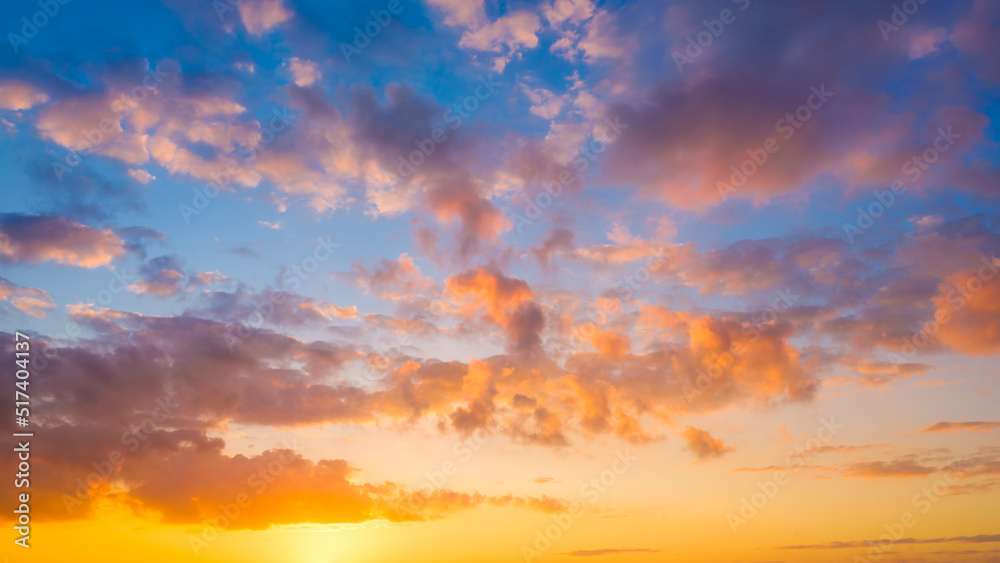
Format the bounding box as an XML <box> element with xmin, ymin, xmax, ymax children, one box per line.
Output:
<box><xmin>0</xmin><ymin>0</ymin><xmax>999</xmax><ymax>561</ymax></box>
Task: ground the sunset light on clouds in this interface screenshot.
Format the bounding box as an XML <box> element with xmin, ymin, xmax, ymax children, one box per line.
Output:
<box><xmin>0</xmin><ymin>0</ymin><xmax>999</xmax><ymax>561</ymax></box>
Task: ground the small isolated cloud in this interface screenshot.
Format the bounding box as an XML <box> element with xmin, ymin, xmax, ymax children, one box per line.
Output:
<box><xmin>681</xmin><ymin>426</ymin><xmax>735</xmax><ymax>460</ymax></box>
<box><xmin>919</xmin><ymin>421</ymin><xmax>1000</xmax><ymax>434</ymax></box>
<box><xmin>127</xmin><ymin>169</ymin><xmax>156</xmax><ymax>184</ymax></box>
<box><xmin>0</xmin><ymin>80</ymin><xmax>48</xmax><ymax>110</ymax></box>
<box><xmin>238</xmin><ymin>0</ymin><xmax>293</xmax><ymax>35</ymax></box>
<box><xmin>841</xmin><ymin>459</ymin><xmax>937</xmax><ymax>478</ymax></box>
<box><xmin>189</xmin><ymin>270</ymin><xmax>230</xmax><ymax>289</ymax></box>
<box><xmin>0</xmin><ymin>214</ymin><xmax>126</xmax><ymax>268</ymax></box>
<box><xmin>0</xmin><ymin>277</ymin><xmax>56</xmax><ymax>319</ymax></box>
<box><xmin>780</xmin><ymin>534</ymin><xmax>1000</xmax><ymax>550</ymax></box>
<box><xmin>258</xmin><ymin>220</ymin><xmax>282</xmax><ymax>230</ymax></box>
<box><xmin>532</xmin><ymin>477</ymin><xmax>558</xmax><ymax>484</ymax></box>
<box><xmin>907</xmin><ymin>26</ymin><xmax>948</xmax><ymax>59</ymax></box>
<box><xmin>286</xmin><ymin>57</ymin><xmax>321</xmax><ymax>86</ymax></box>
<box><xmin>127</xmin><ymin>255</ymin><xmax>186</xmax><ymax>297</ymax></box>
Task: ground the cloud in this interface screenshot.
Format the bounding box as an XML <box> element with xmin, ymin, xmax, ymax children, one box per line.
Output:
<box><xmin>189</xmin><ymin>287</ymin><xmax>360</xmax><ymax>328</ymax></box>
<box><xmin>780</xmin><ymin>534</ymin><xmax>1000</xmax><ymax>550</ymax></box>
<box><xmin>1</xmin><ymin>423</ymin><xmax>566</xmax><ymax>528</ymax></box>
<box><xmin>127</xmin><ymin>168</ymin><xmax>156</xmax><ymax>184</ymax></box>
<box><xmin>841</xmin><ymin>459</ymin><xmax>937</xmax><ymax>478</ymax></box>
<box><xmin>127</xmin><ymin>255</ymin><xmax>187</xmax><ymax>297</ymax></box>
<box><xmin>348</xmin><ymin>253</ymin><xmax>437</xmax><ymax>300</ymax></box>
<box><xmin>543</xmin><ymin>0</ymin><xmax>595</xmax><ymax>27</ymax></box>
<box><xmin>0</xmin><ymin>277</ymin><xmax>56</xmax><ymax>318</ymax></box>
<box><xmin>0</xmin><ymin>79</ymin><xmax>49</xmax><ymax>110</ymax></box>
<box><xmin>930</xmin><ymin>257</ymin><xmax>1000</xmax><ymax>355</ymax></box>
<box><xmin>601</xmin><ymin>4</ymin><xmax>996</xmax><ymax>208</ymax></box>
<box><xmin>427</xmin><ymin>0</ymin><xmax>541</xmax><ymax>61</ymax></box>
<box><xmin>919</xmin><ymin>421</ymin><xmax>1000</xmax><ymax>434</ymax></box>
<box><xmin>0</xmin><ymin>214</ymin><xmax>126</xmax><ymax>268</ymax></box>
<box><xmin>681</xmin><ymin>426</ymin><xmax>735</xmax><ymax>460</ymax></box>
<box><xmin>949</xmin><ymin>0</ymin><xmax>1000</xmax><ymax>81</ymax></box>
<box><xmin>286</xmin><ymin>57</ymin><xmax>321</xmax><ymax>87</ymax></box>
<box><xmin>237</xmin><ymin>0</ymin><xmax>293</xmax><ymax>35</ymax></box>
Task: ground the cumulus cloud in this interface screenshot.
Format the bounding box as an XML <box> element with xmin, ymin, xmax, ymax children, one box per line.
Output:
<box><xmin>0</xmin><ymin>214</ymin><xmax>126</xmax><ymax>268</ymax></box>
<box><xmin>681</xmin><ymin>426</ymin><xmax>735</xmax><ymax>460</ymax></box>
<box><xmin>0</xmin><ymin>79</ymin><xmax>49</xmax><ymax>110</ymax></box>
<box><xmin>237</xmin><ymin>0</ymin><xmax>293</xmax><ymax>35</ymax></box>
<box><xmin>286</xmin><ymin>57</ymin><xmax>321</xmax><ymax>86</ymax></box>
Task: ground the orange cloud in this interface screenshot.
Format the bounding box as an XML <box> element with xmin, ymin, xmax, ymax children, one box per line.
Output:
<box><xmin>919</xmin><ymin>421</ymin><xmax>1000</xmax><ymax>434</ymax></box>
<box><xmin>583</xmin><ymin>324</ymin><xmax>630</xmax><ymax>359</ymax></box>
<box><xmin>841</xmin><ymin>459</ymin><xmax>937</xmax><ymax>478</ymax></box>
<box><xmin>930</xmin><ymin>257</ymin><xmax>1000</xmax><ymax>355</ymax></box>
<box><xmin>0</xmin><ymin>276</ymin><xmax>56</xmax><ymax>318</ymax></box>
<box><xmin>681</xmin><ymin>425</ymin><xmax>735</xmax><ymax>460</ymax></box>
